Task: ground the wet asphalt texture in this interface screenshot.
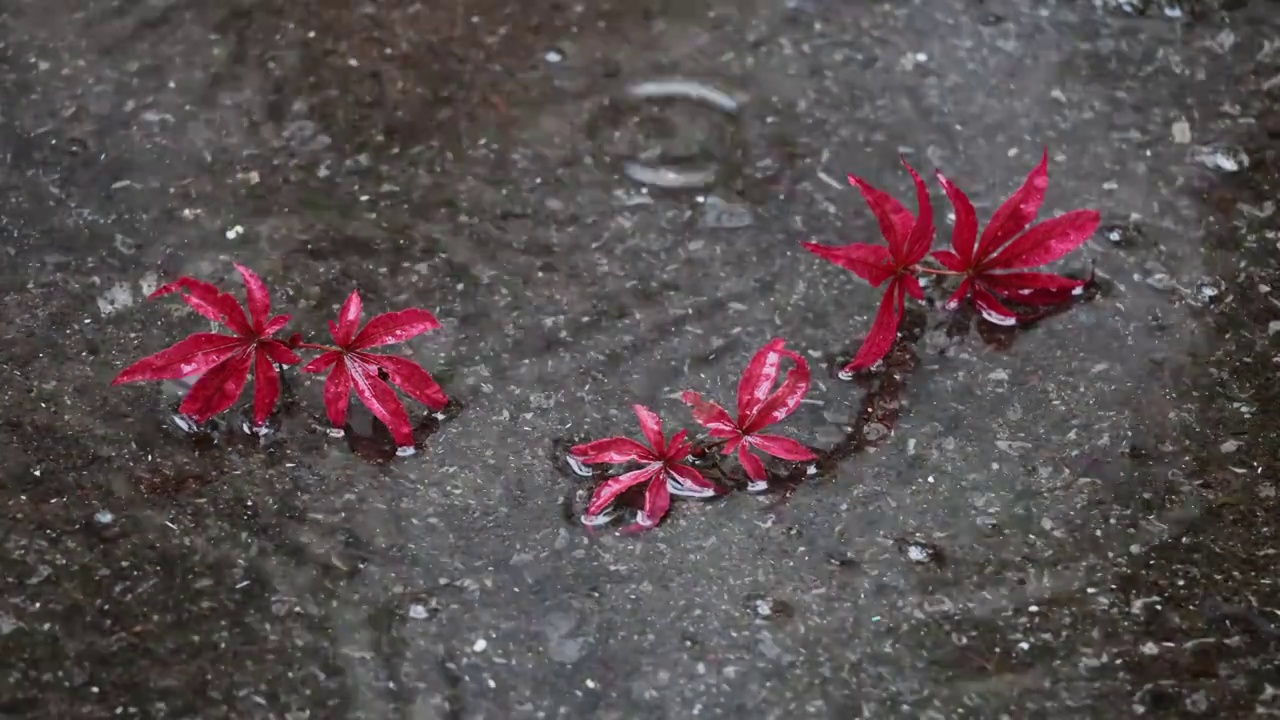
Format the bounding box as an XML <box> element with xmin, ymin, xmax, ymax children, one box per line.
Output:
<box><xmin>2</xmin><ymin>0</ymin><xmax>1280</xmax><ymax>718</ymax></box>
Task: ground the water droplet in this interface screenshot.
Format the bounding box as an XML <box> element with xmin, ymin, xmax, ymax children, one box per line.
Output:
<box><xmin>543</xmin><ymin>48</ymin><xmax>565</xmax><ymax>64</ymax></box>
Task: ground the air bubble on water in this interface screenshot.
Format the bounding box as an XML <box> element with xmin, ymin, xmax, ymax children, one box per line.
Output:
<box><xmin>327</xmin><ymin>427</ymin><xmax>346</xmax><ymax>438</ymax></box>
<box><xmin>94</xmin><ymin>510</ymin><xmax>115</xmax><ymax>525</ymax></box>
<box><xmin>395</xmin><ymin>445</ymin><xmax>417</xmax><ymax>457</ymax></box>
<box><xmin>543</xmin><ymin>48</ymin><xmax>565</xmax><ymax>64</ymax></box>
<box><xmin>746</xmin><ymin>480</ymin><xmax>769</xmax><ymax>494</ymax></box>
<box><xmin>408</xmin><ymin>603</ymin><xmax>430</xmax><ymax>620</ymax></box>
<box><xmin>566</xmin><ymin>454</ymin><xmax>594</xmax><ymax>477</ymax></box>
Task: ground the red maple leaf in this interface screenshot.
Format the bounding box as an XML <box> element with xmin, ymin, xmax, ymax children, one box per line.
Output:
<box><xmin>802</xmin><ymin>157</ymin><xmax>935</xmax><ymax>372</ymax></box>
<box><xmin>932</xmin><ymin>150</ymin><xmax>1100</xmax><ymax>325</ymax></box>
<box><xmin>112</xmin><ymin>263</ymin><xmax>301</xmax><ymax>427</ymax></box>
<box><xmin>570</xmin><ymin>404</ymin><xmax>716</xmax><ymax>529</ymax></box>
<box><xmin>681</xmin><ymin>338</ymin><xmax>816</xmax><ymax>491</ymax></box>
<box><xmin>301</xmin><ymin>290</ymin><xmax>447</xmax><ymax>453</ymax></box>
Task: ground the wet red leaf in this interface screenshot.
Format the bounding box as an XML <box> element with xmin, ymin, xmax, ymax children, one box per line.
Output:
<box><xmin>803</xmin><ymin>157</ymin><xmax>935</xmax><ymax>372</ymax></box>
<box><xmin>681</xmin><ymin>338</ymin><xmax>815</xmax><ymax>487</ymax></box>
<box><xmin>570</xmin><ymin>405</ymin><xmax>714</xmax><ymax>530</ymax></box>
<box><xmin>301</xmin><ymin>290</ymin><xmax>446</xmax><ymax>450</ymax></box>
<box><xmin>932</xmin><ymin>150</ymin><xmax>1100</xmax><ymax>325</ymax></box>
<box><xmin>112</xmin><ymin>263</ymin><xmax>301</xmax><ymax>427</ymax></box>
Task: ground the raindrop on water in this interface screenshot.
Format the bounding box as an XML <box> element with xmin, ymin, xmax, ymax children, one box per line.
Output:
<box><xmin>589</xmin><ymin>77</ymin><xmax>746</xmax><ymax>191</ymax></box>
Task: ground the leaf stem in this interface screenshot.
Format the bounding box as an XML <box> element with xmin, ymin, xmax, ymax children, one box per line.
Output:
<box><xmin>297</xmin><ymin>342</ymin><xmax>340</xmax><ymax>352</ymax></box>
<box><xmin>913</xmin><ymin>263</ymin><xmax>962</xmax><ymax>276</ymax></box>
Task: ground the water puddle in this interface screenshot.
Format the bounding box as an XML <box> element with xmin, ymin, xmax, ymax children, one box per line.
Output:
<box><xmin>549</xmin><ymin>283</ymin><xmax>1101</xmax><ymax>533</ymax></box>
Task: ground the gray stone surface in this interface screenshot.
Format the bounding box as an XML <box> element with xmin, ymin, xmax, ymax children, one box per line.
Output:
<box><xmin>2</xmin><ymin>0</ymin><xmax>1279</xmax><ymax>717</ymax></box>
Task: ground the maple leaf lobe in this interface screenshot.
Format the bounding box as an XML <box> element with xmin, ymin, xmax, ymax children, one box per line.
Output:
<box><xmin>302</xmin><ymin>290</ymin><xmax>446</xmax><ymax>449</ymax></box>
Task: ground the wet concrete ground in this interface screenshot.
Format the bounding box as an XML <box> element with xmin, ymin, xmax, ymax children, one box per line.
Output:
<box><xmin>3</xmin><ymin>0</ymin><xmax>1280</xmax><ymax>717</ymax></box>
